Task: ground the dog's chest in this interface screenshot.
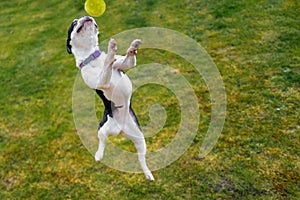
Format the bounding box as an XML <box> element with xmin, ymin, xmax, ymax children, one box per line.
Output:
<box><xmin>104</xmin><ymin>70</ymin><xmax>132</xmax><ymax>105</ymax></box>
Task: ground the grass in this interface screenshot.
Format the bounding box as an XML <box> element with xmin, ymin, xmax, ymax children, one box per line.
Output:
<box><xmin>0</xmin><ymin>0</ymin><xmax>299</xmax><ymax>199</ymax></box>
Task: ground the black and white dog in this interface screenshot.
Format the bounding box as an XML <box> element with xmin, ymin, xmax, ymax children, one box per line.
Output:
<box><xmin>66</xmin><ymin>16</ymin><xmax>154</xmax><ymax>180</ymax></box>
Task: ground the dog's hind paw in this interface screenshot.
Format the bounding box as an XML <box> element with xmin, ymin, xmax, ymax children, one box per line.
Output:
<box><xmin>95</xmin><ymin>151</ymin><xmax>103</xmax><ymax>162</ymax></box>
<box><xmin>145</xmin><ymin>172</ymin><xmax>155</xmax><ymax>181</ymax></box>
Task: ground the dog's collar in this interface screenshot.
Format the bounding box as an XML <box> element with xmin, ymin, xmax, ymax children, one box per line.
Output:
<box><xmin>79</xmin><ymin>50</ymin><xmax>102</xmax><ymax>68</ymax></box>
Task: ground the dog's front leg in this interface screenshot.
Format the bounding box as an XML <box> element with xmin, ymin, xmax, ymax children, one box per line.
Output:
<box><xmin>96</xmin><ymin>39</ymin><xmax>117</xmax><ymax>89</ymax></box>
<box><xmin>112</xmin><ymin>39</ymin><xmax>142</xmax><ymax>71</ymax></box>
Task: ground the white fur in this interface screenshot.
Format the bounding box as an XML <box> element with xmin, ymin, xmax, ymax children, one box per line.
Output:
<box><xmin>68</xmin><ymin>16</ymin><xmax>154</xmax><ymax>181</ymax></box>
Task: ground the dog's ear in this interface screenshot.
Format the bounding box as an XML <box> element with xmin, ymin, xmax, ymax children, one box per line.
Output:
<box><xmin>66</xmin><ymin>19</ymin><xmax>78</xmax><ymax>54</ymax></box>
<box><xmin>66</xmin><ymin>38</ymin><xmax>72</xmax><ymax>54</ymax></box>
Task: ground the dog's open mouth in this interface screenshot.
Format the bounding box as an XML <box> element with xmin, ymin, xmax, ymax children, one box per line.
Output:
<box><xmin>77</xmin><ymin>18</ymin><xmax>94</xmax><ymax>33</ymax></box>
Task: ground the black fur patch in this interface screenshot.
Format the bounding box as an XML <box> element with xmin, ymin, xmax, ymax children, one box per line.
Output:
<box><xmin>66</xmin><ymin>20</ymin><xmax>78</xmax><ymax>54</ymax></box>
<box><xmin>95</xmin><ymin>90</ymin><xmax>141</xmax><ymax>130</ymax></box>
<box><xmin>95</xmin><ymin>90</ymin><xmax>123</xmax><ymax>128</ymax></box>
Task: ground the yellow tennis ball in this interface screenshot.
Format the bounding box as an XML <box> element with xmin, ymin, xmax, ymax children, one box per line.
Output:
<box><xmin>85</xmin><ymin>0</ymin><xmax>106</xmax><ymax>17</ymax></box>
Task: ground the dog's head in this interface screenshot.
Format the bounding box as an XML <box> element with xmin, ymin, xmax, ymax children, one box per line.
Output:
<box><xmin>66</xmin><ymin>16</ymin><xmax>99</xmax><ymax>54</ymax></box>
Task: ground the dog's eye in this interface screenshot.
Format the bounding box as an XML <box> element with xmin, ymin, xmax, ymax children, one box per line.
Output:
<box><xmin>95</xmin><ymin>24</ymin><xmax>98</xmax><ymax>29</ymax></box>
<box><xmin>72</xmin><ymin>20</ymin><xmax>78</xmax><ymax>27</ymax></box>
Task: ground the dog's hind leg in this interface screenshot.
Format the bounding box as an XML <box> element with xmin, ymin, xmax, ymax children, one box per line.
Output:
<box><xmin>95</xmin><ymin>116</ymin><xmax>121</xmax><ymax>162</ymax></box>
<box><xmin>123</xmin><ymin>121</ymin><xmax>155</xmax><ymax>181</ymax></box>
<box><xmin>134</xmin><ymin>137</ymin><xmax>155</xmax><ymax>181</ymax></box>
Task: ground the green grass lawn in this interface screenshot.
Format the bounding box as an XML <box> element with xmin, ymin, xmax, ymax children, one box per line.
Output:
<box><xmin>0</xmin><ymin>0</ymin><xmax>299</xmax><ymax>199</ymax></box>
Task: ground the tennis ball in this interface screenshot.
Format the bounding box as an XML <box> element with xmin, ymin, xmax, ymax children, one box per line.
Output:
<box><xmin>85</xmin><ymin>0</ymin><xmax>106</xmax><ymax>17</ymax></box>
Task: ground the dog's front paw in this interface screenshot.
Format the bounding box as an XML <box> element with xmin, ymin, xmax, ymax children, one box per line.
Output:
<box><xmin>108</xmin><ymin>38</ymin><xmax>117</xmax><ymax>55</ymax></box>
<box><xmin>131</xmin><ymin>39</ymin><xmax>142</xmax><ymax>49</ymax></box>
<box><xmin>105</xmin><ymin>38</ymin><xmax>117</xmax><ymax>66</ymax></box>
<box><xmin>127</xmin><ymin>39</ymin><xmax>142</xmax><ymax>56</ymax></box>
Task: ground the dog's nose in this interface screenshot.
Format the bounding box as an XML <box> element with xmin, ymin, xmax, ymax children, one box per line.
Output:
<box><xmin>84</xmin><ymin>16</ymin><xmax>93</xmax><ymax>22</ymax></box>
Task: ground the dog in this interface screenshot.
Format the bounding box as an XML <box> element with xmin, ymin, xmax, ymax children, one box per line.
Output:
<box><xmin>66</xmin><ymin>16</ymin><xmax>154</xmax><ymax>181</ymax></box>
